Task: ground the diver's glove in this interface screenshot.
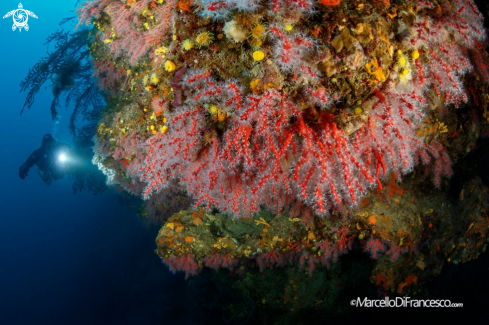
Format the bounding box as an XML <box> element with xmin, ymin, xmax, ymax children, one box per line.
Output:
<box><xmin>19</xmin><ymin>165</ymin><xmax>28</xmax><ymax>179</ymax></box>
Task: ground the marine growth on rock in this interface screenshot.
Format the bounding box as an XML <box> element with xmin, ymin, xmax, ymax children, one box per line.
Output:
<box><xmin>77</xmin><ymin>0</ymin><xmax>489</xmax><ymax>293</ymax></box>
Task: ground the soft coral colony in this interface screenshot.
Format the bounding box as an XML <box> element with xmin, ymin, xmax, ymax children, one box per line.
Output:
<box><xmin>80</xmin><ymin>0</ymin><xmax>489</xmax><ymax>294</ymax></box>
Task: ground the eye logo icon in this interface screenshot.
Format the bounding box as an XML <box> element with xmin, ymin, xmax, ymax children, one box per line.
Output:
<box><xmin>3</xmin><ymin>3</ymin><xmax>38</xmax><ymax>32</ymax></box>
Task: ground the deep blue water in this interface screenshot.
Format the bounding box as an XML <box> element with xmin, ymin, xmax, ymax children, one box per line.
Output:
<box><xmin>0</xmin><ymin>2</ymin><xmax>190</xmax><ymax>324</ymax></box>
<box><xmin>1</xmin><ymin>1</ymin><xmax>489</xmax><ymax>324</ymax></box>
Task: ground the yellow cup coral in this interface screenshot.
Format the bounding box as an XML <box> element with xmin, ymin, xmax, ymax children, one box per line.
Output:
<box><xmin>165</xmin><ymin>60</ymin><xmax>176</xmax><ymax>72</ymax></box>
<box><xmin>195</xmin><ymin>31</ymin><xmax>214</xmax><ymax>47</ymax></box>
<box><xmin>150</xmin><ymin>73</ymin><xmax>160</xmax><ymax>85</ymax></box>
<box><xmin>253</xmin><ymin>50</ymin><xmax>265</xmax><ymax>61</ymax></box>
<box><xmin>182</xmin><ymin>39</ymin><xmax>194</xmax><ymax>51</ymax></box>
<box><xmin>397</xmin><ymin>54</ymin><xmax>408</xmax><ymax>68</ymax></box>
<box><xmin>208</xmin><ymin>105</ymin><xmax>219</xmax><ymax>115</ymax></box>
<box><xmin>250</xmin><ymin>23</ymin><xmax>266</xmax><ymax>39</ymax></box>
<box><xmin>411</xmin><ymin>50</ymin><xmax>420</xmax><ymax>60</ymax></box>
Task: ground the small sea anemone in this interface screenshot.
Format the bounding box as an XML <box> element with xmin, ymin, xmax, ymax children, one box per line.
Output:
<box><xmin>396</xmin><ymin>50</ymin><xmax>408</xmax><ymax>68</ymax></box>
<box><xmin>155</xmin><ymin>46</ymin><xmax>168</xmax><ymax>57</ymax></box>
<box><xmin>160</xmin><ymin>125</ymin><xmax>169</xmax><ymax>134</ymax></box>
<box><xmin>195</xmin><ymin>31</ymin><xmax>214</xmax><ymax>47</ymax></box>
<box><xmin>143</xmin><ymin>75</ymin><xmax>149</xmax><ymax>85</ymax></box>
<box><xmin>250</xmin><ymin>38</ymin><xmax>262</xmax><ymax>49</ymax></box>
<box><xmin>250</xmin><ymin>23</ymin><xmax>266</xmax><ymax>39</ymax></box>
<box><xmin>208</xmin><ymin>105</ymin><xmax>219</xmax><ymax>115</ymax></box>
<box><xmin>182</xmin><ymin>39</ymin><xmax>194</xmax><ymax>51</ymax></box>
<box><xmin>150</xmin><ymin>73</ymin><xmax>160</xmax><ymax>85</ymax></box>
<box><xmin>398</xmin><ymin>67</ymin><xmax>412</xmax><ymax>85</ymax></box>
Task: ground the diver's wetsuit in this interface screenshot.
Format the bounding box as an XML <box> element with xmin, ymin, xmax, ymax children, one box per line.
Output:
<box><xmin>19</xmin><ymin>134</ymin><xmax>72</xmax><ymax>185</ymax></box>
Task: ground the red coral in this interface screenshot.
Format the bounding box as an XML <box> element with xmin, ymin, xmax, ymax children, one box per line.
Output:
<box><xmin>203</xmin><ymin>253</ymin><xmax>240</xmax><ymax>271</ymax></box>
<box><xmin>363</xmin><ymin>238</ymin><xmax>386</xmax><ymax>259</ymax></box>
<box><xmin>80</xmin><ymin>1</ymin><xmax>479</xmax><ymax>219</ymax></box>
<box><xmin>315</xmin><ymin>230</ymin><xmax>353</xmax><ymax>267</ymax></box>
<box><xmin>408</xmin><ymin>0</ymin><xmax>486</xmax><ymax>105</ymax></box>
<box><xmin>77</xmin><ymin>0</ymin><xmax>176</xmax><ymax>64</ymax></box>
<box><xmin>299</xmin><ymin>253</ymin><xmax>320</xmax><ymax>276</ymax></box>
<box><xmin>75</xmin><ymin>0</ymin><xmax>111</xmax><ymax>30</ymax></box>
<box><xmin>139</xmin><ymin>68</ymin><xmax>453</xmax><ymax>217</ymax></box>
<box><xmin>256</xmin><ymin>250</ymin><xmax>287</xmax><ymax>272</ymax></box>
<box><xmin>162</xmin><ymin>253</ymin><xmax>200</xmax><ymax>279</ymax></box>
<box><xmin>269</xmin><ymin>27</ymin><xmax>317</xmax><ymax>81</ymax></box>
<box><xmin>385</xmin><ymin>243</ymin><xmax>409</xmax><ymax>261</ymax></box>
<box><xmin>106</xmin><ymin>0</ymin><xmax>175</xmax><ymax>64</ymax></box>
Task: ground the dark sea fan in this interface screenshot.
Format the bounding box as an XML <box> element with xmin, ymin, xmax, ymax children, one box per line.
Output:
<box><xmin>20</xmin><ymin>28</ymin><xmax>104</xmax><ymax>137</ymax></box>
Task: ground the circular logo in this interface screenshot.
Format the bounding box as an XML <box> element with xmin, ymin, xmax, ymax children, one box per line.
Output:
<box><xmin>3</xmin><ymin>4</ymin><xmax>38</xmax><ymax>32</ymax></box>
<box><xmin>13</xmin><ymin>9</ymin><xmax>28</xmax><ymax>28</ymax></box>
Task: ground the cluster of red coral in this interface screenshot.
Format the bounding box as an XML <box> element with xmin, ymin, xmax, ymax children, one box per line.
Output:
<box><xmin>78</xmin><ymin>0</ymin><xmax>489</xmax><ymax>291</ymax></box>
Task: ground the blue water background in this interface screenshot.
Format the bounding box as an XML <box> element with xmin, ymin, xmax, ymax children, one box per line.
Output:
<box><xmin>0</xmin><ymin>1</ymin><xmax>188</xmax><ymax>324</ymax></box>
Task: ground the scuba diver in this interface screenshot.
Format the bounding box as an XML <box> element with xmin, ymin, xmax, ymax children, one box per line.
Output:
<box><xmin>19</xmin><ymin>134</ymin><xmax>77</xmax><ymax>185</ymax></box>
